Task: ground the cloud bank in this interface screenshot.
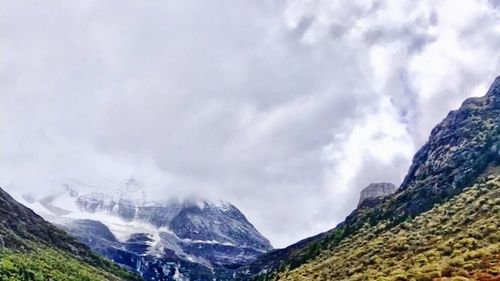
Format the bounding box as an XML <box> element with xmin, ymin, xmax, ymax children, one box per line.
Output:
<box><xmin>0</xmin><ymin>0</ymin><xmax>499</xmax><ymax>247</ymax></box>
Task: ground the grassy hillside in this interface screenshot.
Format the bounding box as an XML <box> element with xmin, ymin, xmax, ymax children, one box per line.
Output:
<box><xmin>0</xmin><ymin>244</ymin><xmax>136</xmax><ymax>281</ymax></box>
<box><xmin>0</xmin><ymin>187</ymin><xmax>142</xmax><ymax>281</ymax></box>
<box><xmin>278</xmin><ymin>175</ymin><xmax>500</xmax><ymax>281</ymax></box>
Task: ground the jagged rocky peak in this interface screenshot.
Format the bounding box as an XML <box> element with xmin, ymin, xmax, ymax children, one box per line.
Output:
<box><xmin>488</xmin><ymin>75</ymin><xmax>500</xmax><ymax>95</ymax></box>
<box><xmin>462</xmin><ymin>75</ymin><xmax>500</xmax><ymax>108</ymax></box>
<box><xmin>486</xmin><ymin>75</ymin><xmax>500</xmax><ymax>101</ymax></box>
<box><xmin>397</xmin><ymin>75</ymin><xmax>500</xmax><ymax>217</ymax></box>
<box><xmin>358</xmin><ymin>182</ymin><xmax>396</xmax><ymax>206</ymax></box>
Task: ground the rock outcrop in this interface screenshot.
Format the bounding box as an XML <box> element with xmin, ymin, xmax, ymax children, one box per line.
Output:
<box><xmin>358</xmin><ymin>182</ymin><xmax>396</xmax><ymax>207</ymax></box>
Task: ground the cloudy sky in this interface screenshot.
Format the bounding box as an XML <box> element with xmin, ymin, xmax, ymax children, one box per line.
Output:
<box><xmin>0</xmin><ymin>0</ymin><xmax>499</xmax><ymax>247</ymax></box>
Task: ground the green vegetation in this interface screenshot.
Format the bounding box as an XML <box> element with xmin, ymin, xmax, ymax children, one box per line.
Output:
<box><xmin>277</xmin><ymin>176</ymin><xmax>500</xmax><ymax>281</ymax></box>
<box><xmin>0</xmin><ymin>187</ymin><xmax>142</xmax><ymax>281</ymax></box>
<box><xmin>0</xmin><ymin>242</ymin><xmax>141</xmax><ymax>281</ymax></box>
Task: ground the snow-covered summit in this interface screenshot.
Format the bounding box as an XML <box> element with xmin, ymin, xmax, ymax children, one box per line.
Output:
<box><xmin>21</xmin><ymin>179</ymin><xmax>272</xmax><ymax>280</ymax></box>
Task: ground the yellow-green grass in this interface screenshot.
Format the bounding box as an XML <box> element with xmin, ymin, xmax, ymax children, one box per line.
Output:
<box><xmin>278</xmin><ymin>176</ymin><xmax>500</xmax><ymax>281</ymax></box>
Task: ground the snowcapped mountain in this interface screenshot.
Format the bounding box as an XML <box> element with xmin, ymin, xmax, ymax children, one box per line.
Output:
<box><xmin>17</xmin><ymin>179</ymin><xmax>272</xmax><ymax>281</ymax></box>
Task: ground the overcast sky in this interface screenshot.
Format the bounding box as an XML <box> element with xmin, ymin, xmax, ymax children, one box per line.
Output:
<box><xmin>0</xmin><ymin>0</ymin><xmax>499</xmax><ymax>248</ymax></box>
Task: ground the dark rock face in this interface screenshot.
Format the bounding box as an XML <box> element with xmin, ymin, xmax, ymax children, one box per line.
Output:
<box><xmin>358</xmin><ymin>182</ymin><xmax>396</xmax><ymax>207</ymax></box>
<box><xmin>238</xmin><ymin>76</ymin><xmax>500</xmax><ymax>280</ymax></box>
<box><xmin>59</xmin><ymin>220</ymin><xmax>217</xmax><ymax>281</ymax></box>
<box><xmin>58</xmin><ymin>219</ymin><xmax>121</xmax><ymax>253</ymax></box>
<box><xmin>394</xmin><ymin>76</ymin><xmax>500</xmax><ymax>217</ymax></box>
<box><xmin>341</xmin><ymin>76</ymin><xmax>500</xmax><ymax>229</ymax></box>
<box><xmin>124</xmin><ymin>233</ymin><xmax>153</xmax><ymax>255</ymax></box>
<box><xmin>168</xmin><ymin>200</ymin><xmax>271</xmax><ymax>254</ymax></box>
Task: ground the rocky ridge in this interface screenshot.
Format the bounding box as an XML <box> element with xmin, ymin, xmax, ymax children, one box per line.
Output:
<box><xmin>237</xmin><ymin>76</ymin><xmax>500</xmax><ymax>280</ymax></box>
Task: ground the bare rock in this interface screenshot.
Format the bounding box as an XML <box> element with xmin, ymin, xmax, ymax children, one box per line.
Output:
<box><xmin>358</xmin><ymin>182</ymin><xmax>396</xmax><ymax>206</ymax></box>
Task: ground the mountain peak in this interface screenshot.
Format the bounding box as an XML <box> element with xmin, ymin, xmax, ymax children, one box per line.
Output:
<box><xmin>24</xmin><ymin>183</ymin><xmax>273</xmax><ymax>279</ymax></box>
<box><xmin>487</xmin><ymin>75</ymin><xmax>500</xmax><ymax>98</ymax></box>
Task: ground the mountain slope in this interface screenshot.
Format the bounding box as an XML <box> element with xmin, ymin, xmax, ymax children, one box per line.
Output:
<box><xmin>238</xmin><ymin>76</ymin><xmax>500</xmax><ymax>280</ymax></box>
<box><xmin>0</xmin><ymin>187</ymin><xmax>141</xmax><ymax>281</ymax></box>
<box><xmin>280</xmin><ymin>175</ymin><xmax>500</xmax><ymax>280</ymax></box>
